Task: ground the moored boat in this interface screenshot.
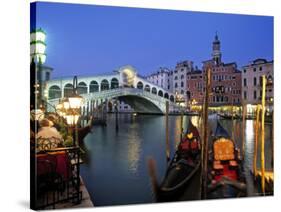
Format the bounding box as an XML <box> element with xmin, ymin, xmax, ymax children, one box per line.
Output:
<box><xmin>156</xmin><ymin>120</ymin><xmax>201</xmax><ymax>202</ymax></box>
<box><xmin>207</xmin><ymin>122</ymin><xmax>246</xmax><ymax>199</ymax></box>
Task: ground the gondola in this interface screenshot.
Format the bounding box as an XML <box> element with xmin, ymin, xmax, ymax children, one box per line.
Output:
<box><xmin>156</xmin><ymin>120</ymin><xmax>201</xmax><ymax>202</ymax></box>
<box><xmin>217</xmin><ymin>113</ymin><xmax>241</xmax><ymax>120</ymax></box>
<box><xmin>207</xmin><ymin>122</ymin><xmax>247</xmax><ymax>199</ymax></box>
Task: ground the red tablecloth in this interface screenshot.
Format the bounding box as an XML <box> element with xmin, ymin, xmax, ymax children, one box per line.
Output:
<box><xmin>36</xmin><ymin>151</ymin><xmax>71</xmax><ymax>181</ymax></box>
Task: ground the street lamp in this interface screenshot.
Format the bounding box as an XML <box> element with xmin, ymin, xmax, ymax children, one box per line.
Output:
<box><xmin>56</xmin><ymin>76</ymin><xmax>83</xmax><ymax>146</ymax></box>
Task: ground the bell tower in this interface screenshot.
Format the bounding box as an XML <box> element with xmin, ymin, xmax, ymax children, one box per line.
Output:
<box><xmin>212</xmin><ymin>32</ymin><xmax>222</xmax><ymax>65</ymax></box>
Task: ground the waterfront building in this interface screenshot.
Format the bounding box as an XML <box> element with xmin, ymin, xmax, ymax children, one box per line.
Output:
<box><xmin>169</xmin><ymin>60</ymin><xmax>194</xmax><ymax>106</ymax></box>
<box><xmin>186</xmin><ymin>70</ymin><xmax>204</xmax><ymax>108</ymax></box>
<box><xmin>146</xmin><ymin>67</ymin><xmax>171</xmax><ymax>90</ymax></box>
<box><xmin>187</xmin><ymin>33</ymin><xmax>242</xmax><ymax>111</ymax></box>
<box><xmin>241</xmin><ymin>58</ymin><xmax>274</xmax><ymax>113</ymax></box>
<box><xmin>202</xmin><ymin>33</ymin><xmax>242</xmax><ymax>108</ymax></box>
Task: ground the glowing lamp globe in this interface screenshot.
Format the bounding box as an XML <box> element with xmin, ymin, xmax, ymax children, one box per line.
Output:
<box><xmin>63</xmin><ymin>100</ymin><xmax>70</xmax><ymax>110</ymax></box>
<box><xmin>68</xmin><ymin>95</ymin><xmax>83</xmax><ymax>109</ymax></box>
<box><xmin>65</xmin><ymin>114</ymin><xmax>80</xmax><ymax>126</ymax></box>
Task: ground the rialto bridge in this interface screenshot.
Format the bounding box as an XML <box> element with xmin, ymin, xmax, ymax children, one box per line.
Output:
<box><xmin>46</xmin><ymin>65</ymin><xmax>180</xmax><ymax>114</ymax></box>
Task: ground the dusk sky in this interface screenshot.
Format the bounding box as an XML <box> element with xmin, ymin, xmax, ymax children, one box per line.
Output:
<box><xmin>31</xmin><ymin>2</ymin><xmax>273</xmax><ymax>78</ymax></box>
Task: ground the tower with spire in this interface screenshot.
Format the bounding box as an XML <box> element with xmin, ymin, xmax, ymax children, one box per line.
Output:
<box><xmin>212</xmin><ymin>32</ymin><xmax>222</xmax><ymax>65</ymax></box>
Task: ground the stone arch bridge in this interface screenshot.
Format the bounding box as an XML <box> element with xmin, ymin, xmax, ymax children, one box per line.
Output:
<box><xmin>46</xmin><ymin>65</ymin><xmax>179</xmax><ymax>114</ymax></box>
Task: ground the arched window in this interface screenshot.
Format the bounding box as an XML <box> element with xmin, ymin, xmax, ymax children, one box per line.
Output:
<box><xmin>175</xmin><ymin>83</ymin><xmax>178</xmax><ymax>88</ymax></box>
<box><xmin>181</xmin><ymin>74</ymin><xmax>184</xmax><ymax>79</ymax></box>
<box><xmin>170</xmin><ymin>95</ymin><xmax>175</xmax><ymax>102</ymax></box>
<box><xmin>89</xmin><ymin>80</ymin><xmax>99</xmax><ymax>93</ymax></box>
<box><xmin>64</xmin><ymin>83</ymin><xmax>73</xmax><ymax>97</ymax></box>
<box><xmin>144</xmin><ymin>84</ymin><xmax>151</xmax><ymax>92</ymax></box>
<box><xmin>164</xmin><ymin>93</ymin><xmax>169</xmax><ymax>99</ymax></box>
<box><xmin>152</xmin><ymin>87</ymin><xmax>157</xmax><ymax>94</ymax></box>
<box><xmin>158</xmin><ymin>90</ymin><xmax>163</xmax><ymax>97</ymax></box>
<box><xmin>48</xmin><ymin>85</ymin><xmax>61</xmax><ymax>99</ymax></box>
<box><xmin>77</xmin><ymin>82</ymin><xmax>87</xmax><ymax>94</ymax></box>
<box><xmin>175</xmin><ymin>76</ymin><xmax>178</xmax><ymax>80</ymax></box>
<box><xmin>181</xmin><ymin>81</ymin><xmax>184</xmax><ymax>87</ymax></box>
<box><xmin>101</xmin><ymin>79</ymin><xmax>109</xmax><ymax>91</ymax></box>
<box><xmin>137</xmin><ymin>81</ymin><xmax>143</xmax><ymax>89</ymax></box>
<box><xmin>111</xmin><ymin>78</ymin><xmax>119</xmax><ymax>89</ymax></box>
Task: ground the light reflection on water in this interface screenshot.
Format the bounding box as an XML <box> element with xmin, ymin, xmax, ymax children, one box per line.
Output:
<box><xmin>80</xmin><ymin>114</ymin><xmax>273</xmax><ymax>206</ymax></box>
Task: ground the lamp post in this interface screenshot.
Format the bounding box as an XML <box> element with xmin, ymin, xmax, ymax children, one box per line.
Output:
<box><xmin>56</xmin><ymin>76</ymin><xmax>83</xmax><ymax>147</ymax></box>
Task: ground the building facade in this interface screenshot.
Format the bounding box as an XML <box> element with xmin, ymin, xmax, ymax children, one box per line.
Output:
<box><xmin>146</xmin><ymin>67</ymin><xmax>170</xmax><ymax>90</ymax></box>
<box><xmin>241</xmin><ymin>58</ymin><xmax>273</xmax><ymax>112</ymax></box>
<box><xmin>186</xmin><ymin>34</ymin><xmax>242</xmax><ymax>109</ymax></box>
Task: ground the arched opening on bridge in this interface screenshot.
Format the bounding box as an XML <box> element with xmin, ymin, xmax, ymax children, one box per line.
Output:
<box><xmin>101</xmin><ymin>79</ymin><xmax>109</xmax><ymax>91</ymax></box>
<box><xmin>64</xmin><ymin>83</ymin><xmax>73</xmax><ymax>97</ymax></box>
<box><xmin>144</xmin><ymin>84</ymin><xmax>150</xmax><ymax>92</ymax></box>
<box><xmin>48</xmin><ymin>85</ymin><xmax>61</xmax><ymax>99</ymax></box>
<box><xmin>164</xmin><ymin>93</ymin><xmax>169</xmax><ymax>99</ymax></box>
<box><xmin>152</xmin><ymin>87</ymin><xmax>157</xmax><ymax>95</ymax></box>
<box><xmin>89</xmin><ymin>80</ymin><xmax>99</xmax><ymax>93</ymax></box>
<box><xmin>158</xmin><ymin>90</ymin><xmax>163</xmax><ymax>97</ymax></box>
<box><xmin>77</xmin><ymin>82</ymin><xmax>87</xmax><ymax>94</ymax></box>
<box><xmin>137</xmin><ymin>81</ymin><xmax>143</xmax><ymax>90</ymax></box>
<box><xmin>111</xmin><ymin>78</ymin><xmax>119</xmax><ymax>89</ymax></box>
<box><xmin>170</xmin><ymin>95</ymin><xmax>175</xmax><ymax>102</ymax></box>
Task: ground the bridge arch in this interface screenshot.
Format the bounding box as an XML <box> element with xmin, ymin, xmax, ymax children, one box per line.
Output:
<box><xmin>111</xmin><ymin>78</ymin><xmax>119</xmax><ymax>89</ymax></box>
<box><xmin>158</xmin><ymin>90</ymin><xmax>163</xmax><ymax>97</ymax></box>
<box><xmin>144</xmin><ymin>84</ymin><xmax>151</xmax><ymax>92</ymax></box>
<box><xmin>77</xmin><ymin>81</ymin><xmax>87</xmax><ymax>94</ymax></box>
<box><xmin>89</xmin><ymin>80</ymin><xmax>99</xmax><ymax>93</ymax></box>
<box><xmin>101</xmin><ymin>79</ymin><xmax>110</xmax><ymax>91</ymax></box>
<box><xmin>152</xmin><ymin>87</ymin><xmax>157</xmax><ymax>95</ymax></box>
<box><xmin>49</xmin><ymin>85</ymin><xmax>61</xmax><ymax>100</ymax></box>
<box><xmin>64</xmin><ymin>83</ymin><xmax>73</xmax><ymax>97</ymax></box>
<box><xmin>137</xmin><ymin>81</ymin><xmax>143</xmax><ymax>89</ymax></box>
<box><xmin>164</xmin><ymin>92</ymin><xmax>169</xmax><ymax>99</ymax></box>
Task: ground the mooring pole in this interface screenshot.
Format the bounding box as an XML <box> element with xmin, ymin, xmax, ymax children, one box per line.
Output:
<box><xmin>165</xmin><ymin>101</ymin><xmax>170</xmax><ymax>163</ymax></box>
<box><xmin>254</xmin><ymin>105</ymin><xmax>260</xmax><ymax>177</ymax></box>
<box><xmin>242</xmin><ymin>103</ymin><xmax>246</xmax><ymax>159</ymax></box>
<box><xmin>202</xmin><ymin>68</ymin><xmax>211</xmax><ymax>199</ymax></box>
<box><xmin>180</xmin><ymin>109</ymin><xmax>184</xmax><ymax>142</ymax></box>
<box><xmin>271</xmin><ymin>110</ymin><xmax>274</xmax><ymax>162</ymax></box>
<box><xmin>261</xmin><ymin>75</ymin><xmax>267</xmax><ymax>195</ymax></box>
<box><xmin>115</xmin><ymin>100</ymin><xmax>119</xmax><ymax>131</ymax></box>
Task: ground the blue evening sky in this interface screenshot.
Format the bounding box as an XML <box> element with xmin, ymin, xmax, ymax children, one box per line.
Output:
<box><xmin>31</xmin><ymin>2</ymin><xmax>273</xmax><ymax>78</ymax></box>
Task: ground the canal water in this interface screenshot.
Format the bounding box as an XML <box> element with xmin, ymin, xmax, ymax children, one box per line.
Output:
<box><xmin>80</xmin><ymin>113</ymin><xmax>273</xmax><ymax>206</ymax></box>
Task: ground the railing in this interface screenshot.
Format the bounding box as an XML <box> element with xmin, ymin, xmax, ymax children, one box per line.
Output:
<box><xmin>49</xmin><ymin>87</ymin><xmax>180</xmax><ymax>112</ymax></box>
<box><xmin>35</xmin><ymin>145</ymin><xmax>82</xmax><ymax>209</ymax></box>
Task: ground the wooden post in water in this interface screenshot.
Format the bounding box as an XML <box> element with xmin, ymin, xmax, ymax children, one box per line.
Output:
<box><xmin>180</xmin><ymin>109</ymin><xmax>184</xmax><ymax>142</ymax></box>
<box><xmin>261</xmin><ymin>75</ymin><xmax>267</xmax><ymax>195</ymax></box>
<box><xmin>242</xmin><ymin>103</ymin><xmax>246</xmax><ymax>159</ymax></box>
<box><xmin>202</xmin><ymin>68</ymin><xmax>211</xmax><ymax>199</ymax></box>
<box><xmin>231</xmin><ymin>99</ymin><xmax>235</xmax><ymax>141</ymax></box>
<box><xmin>165</xmin><ymin>101</ymin><xmax>170</xmax><ymax>163</ymax></box>
<box><xmin>115</xmin><ymin>100</ymin><xmax>119</xmax><ymax>131</ymax></box>
<box><xmin>254</xmin><ymin>105</ymin><xmax>260</xmax><ymax>177</ymax></box>
<box><xmin>271</xmin><ymin>110</ymin><xmax>274</xmax><ymax>163</ymax></box>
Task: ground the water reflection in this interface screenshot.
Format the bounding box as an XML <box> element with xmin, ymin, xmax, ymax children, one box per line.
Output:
<box><xmin>80</xmin><ymin>114</ymin><xmax>273</xmax><ymax>206</ymax></box>
<box><xmin>127</xmin><ymin>125</ymin><xmax>141</xmax><ymax>174</ymax></box>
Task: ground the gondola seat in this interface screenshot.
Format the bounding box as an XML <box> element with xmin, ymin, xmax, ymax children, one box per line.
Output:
<box><xmin>213</xmin><ymin>138</ymin><xmax>235</xmax><ymax>161</ymax></box>
<box><xmin>229</xmin><ymin>160</ymin><xmax>238</xmax><ymax>167</ymax></box>
<box><xmin>213</xmin><ymin>161</ymin><xmax>223</xmax><ymax>170</ymax></box>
